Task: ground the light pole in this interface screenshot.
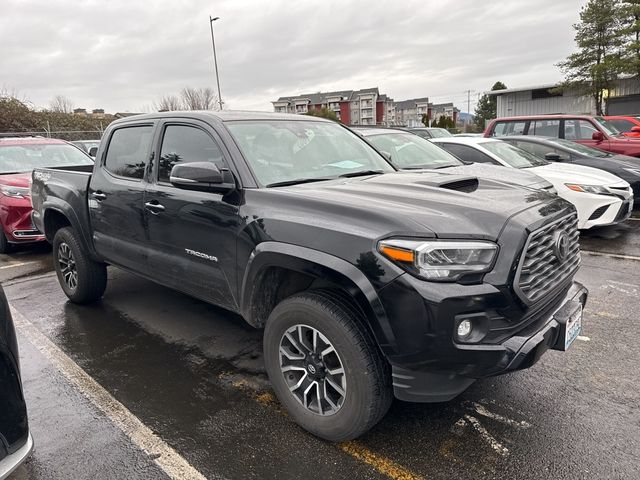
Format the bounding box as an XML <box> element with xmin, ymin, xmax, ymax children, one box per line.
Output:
<box><xmin>209</xmin><ymin>16</ymin><xmax>223</xmax><ymax>110</ymax></box>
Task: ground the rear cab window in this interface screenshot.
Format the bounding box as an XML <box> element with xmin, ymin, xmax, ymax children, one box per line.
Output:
<box><xmin>104</xmin><ymin>125</ymin><xmax>153</xmax><ymax>180</ymax></box>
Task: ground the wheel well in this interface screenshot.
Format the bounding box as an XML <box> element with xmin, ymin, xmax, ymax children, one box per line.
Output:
<box><xmin>246</xmin><ymin>266</ymin><xmax>371</xmax><ymax>331</ymax></box>
<box><xmin>43</xmin><ymin>209</ymin><xmax>71</xmax><ymax>242</ymax></box>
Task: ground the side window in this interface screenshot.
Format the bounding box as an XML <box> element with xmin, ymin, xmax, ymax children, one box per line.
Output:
<box><xmin>509</xmin><ymin>121</ymin><xmax>527</xmax><ymax>136</ymax></box>
<box><xmin>158</xmin><ymin>125</ymin><xmax>226</xmax><ymax>183</ymax></box>
<box><xmin>492</xmin><ymin>122</ymin><xmax>506</xmax><ymax>136</ymax></box>
<box><xmin>104</xmin><ymin>126</ymin><xmax>153</xmax><ymax>180</ymax></box>
<box><xmin>439</xmin><ymin>144</ymin><xmax>499</xmax><ymax>164</ymax></box>
<box><xmin>513</xmin><ymin>141</ymin><xmax>559</xmax><ymax>159</ymax></box>
<box><xmin>565</xmin><ymin>119</ymin><xmax>598</xmax><ymax>140</ymax></box>
<box><xmin>531</xmin><ymin>120</ymin><xmax>560</xmax><ymax>137</ymax></box>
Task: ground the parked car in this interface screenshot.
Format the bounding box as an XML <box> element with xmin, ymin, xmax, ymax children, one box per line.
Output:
<box><xmin>72</xmin><ymin>140</ymin><xmax>101</xmax><ymax>158</ymax></box>
<box><xmin>500</xmin><ymin>135</ymin><xmax>640</xmax><ymax>204</ymax></box>
<box><xmin>432</xmin><ymin>137</ymin><xmax>634</xmax><ymax>229</ymax></box>
<box><xmin>603</xmin><ymin>115</ymin><xmax>640</xmax><ymax>138</ymax></box>
<box><xmin>0</xmin><ymin>286</ymin><xmax>33</xmax><ymax>478</ymax></box>
<box><xmin>32</xmin><ymin>111</ymin><xmax>587</xmax><ymax>441</ymax></box>
<box><xmin>0</xmin><ymin>137</ymin><xmax>94</xmax><ymax>253</ymax></box>
<box><xmin>407</xmin><ymin>127</ymin><xmax>453</xmax><ymax>139</ymax></box>
<box><xmin>484</xmin><ymin>114</ymin><xmax>640</xmax><ymax>157</ymax></box>
<box><xmin>355</xmin><ymin>127</ymin><xmax>554</xmax><ymax>192</ymax></box>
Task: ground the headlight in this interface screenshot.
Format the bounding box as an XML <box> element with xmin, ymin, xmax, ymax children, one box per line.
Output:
<box><xmin>0</xmin><ymin>185</ymin><xmax>30</xmax><ymax>198</ymax></box>
<box><xmin>378</xmin><ymin>239</ymin><xmax>498</xmax><ymax>281</ymax></box>
<box><xmin>623</xmin><ymin>167</ymin><xmax>640</xmax><ymax>177</ymax></box>
<box><xmin>564</xmin><ymin>184</ymin><xmax>609</xmax><ymax>194</ymax></box>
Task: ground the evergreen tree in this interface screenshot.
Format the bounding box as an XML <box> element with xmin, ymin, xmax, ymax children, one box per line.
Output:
<box><xmin>620</xmin><ymin>0</ymin><xmax>640</xmax><ymax>79</ymax></box>
<box><xmin>557</xmin><ymin>0</ymin><xmax>624</xmax><ymax>115</ymax></box>
<box><xmin>474</xmin><ymin>81</ymin><xmax>506</xmax><ymax>129</ymax></box>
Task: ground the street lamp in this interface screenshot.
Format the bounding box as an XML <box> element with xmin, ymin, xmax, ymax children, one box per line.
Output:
<box><xmin>209</xmin><ymin>16</ymin><xmax>223</xmax><ymax>110</ymax></box>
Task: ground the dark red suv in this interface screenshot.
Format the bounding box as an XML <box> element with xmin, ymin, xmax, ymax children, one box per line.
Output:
<box><xmin>484</xmin><ymin>115</ymin><xmax>640</xmax><ymax>157</ymax></box>
<box><xmin>0</xmin><ymin>137</ymin><xmax>93</xmax><ymax>252</ymax></box>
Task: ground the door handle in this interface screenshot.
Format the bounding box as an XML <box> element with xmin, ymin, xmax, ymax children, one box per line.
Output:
<box><xmin>145</xmin><ymin>201</ymin><xmax>165</xmax><ymax>213</ymax></box>
<box><xmin>91</xmin><ymin>192</ymin><xmax>107</xmax><ymax>200</ymax></box>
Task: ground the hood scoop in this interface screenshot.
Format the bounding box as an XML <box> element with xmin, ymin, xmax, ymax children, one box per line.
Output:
<box><xmin>414</xmin><ymin>175</ymin><xmax>479</xmax><ymax>193</ymax></box>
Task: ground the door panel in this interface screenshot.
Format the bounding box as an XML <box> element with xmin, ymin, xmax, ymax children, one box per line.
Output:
<box><xmin>144</xmin><ymin>122</ymin><xmax>239</xmax><ymax>310</ymax></box>
<box><xmin>89</xmin><ymin>124</ymin><xmax>153</xmax><ymax>271</ymax></box>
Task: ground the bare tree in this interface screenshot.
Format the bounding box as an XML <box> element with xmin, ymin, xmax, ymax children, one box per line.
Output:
<box><xmin>153</xmin><ymin>94</ymin><xmax>182</xmax><ymax>112</ymax></box>
<box><xmin>49</xmin><ymin>95</ymin><xmax>74</xmax><ymax>113</ymax></box>
<box><xmin>180</xmin><ymin>87</ymin><xmax>218</xmax><ymax>110</ymax></box>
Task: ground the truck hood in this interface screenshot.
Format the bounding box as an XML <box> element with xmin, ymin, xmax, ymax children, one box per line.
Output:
<box><xmin>0</xmin><ymin>172</ymin><xmax>31</xmax><ymax>187</ymax></box>
<box><xmin>267</xmin><ymin>171</ymin><xmax>564</xmax><ymax>240</ymax></box>
<box><xmin>530</xmin><ymin>162</ymin><xmax>628</xmax><ymax>187</ymax></box>
<box><xmin>435</xmin><ymin>163</ymin><xmax>551</xmax><ymax>189</ymax></box>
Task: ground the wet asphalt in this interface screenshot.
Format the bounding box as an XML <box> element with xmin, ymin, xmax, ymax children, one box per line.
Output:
<box><xmin>2</xmin><ymin>218</ymin><xmax>640</xmax><ymax>480</ymax></box>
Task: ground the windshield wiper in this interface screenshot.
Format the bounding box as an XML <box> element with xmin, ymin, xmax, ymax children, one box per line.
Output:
<box><xmin>265</xmin><ymin>177</ymin><xmax>334</xmax><ymax>188</ymax></box>
<box><xmin>401</xmin><ymin>164</ymin><xmax>457</xmax><ymax>170</ymax></box>
<box><xmin>338</xmin><ymin>169</ymin><xmax>385</xmax><ymax>178</ymax></box>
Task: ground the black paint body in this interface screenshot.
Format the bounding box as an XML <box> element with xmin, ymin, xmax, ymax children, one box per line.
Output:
<box><xmin>31</xmin><ymin>112</ymin><xmax>588</xmax><ymax>402</ymax></box>
<box><xmin>0</xmin><ymin>286</ymin><xmax>29</xmax><ymax>463</ymax></box>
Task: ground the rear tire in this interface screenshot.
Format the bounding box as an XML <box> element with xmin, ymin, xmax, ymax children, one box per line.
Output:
<box><xmin>263</xmin><ymin>290</ymin><xmax>392</xmax><ymax>441</ymax></box>
<box><xmin>0</xmin><ymin>231</ymin><xmax>10</xmax><ymax>254</ymax></box>
<box><xmin>53</xmin><ymin>227</ymin><xmax>107</xmax><ymax>304</ymax></box>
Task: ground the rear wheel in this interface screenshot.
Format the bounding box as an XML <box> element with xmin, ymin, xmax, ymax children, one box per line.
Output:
<box><xmin>0</xmin><ymin>232</ymin><xmax>9</xmax><ymax>254</ymax></box>
<box><xmin>263</xmin><ymin>291</ymin><xmax>392</xmax><ymax>441</ymax></box>
<box><xmin>53</xmin><ymin>227</ymin><xmax>107</xmax><ymax>304</ymax></box>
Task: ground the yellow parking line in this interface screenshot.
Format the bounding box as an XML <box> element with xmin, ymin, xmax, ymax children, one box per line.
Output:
<box><xmin>223</xmin><ymin>374</ymin><xmax>423</xmax><ymax>480</ymax></box>
<box><xmin>339</xmin><ymin>441</ymin><xmax>425</xmax><ymax>480</ymax></box>
<box><xmin>0</xmin><ymin>261</ymin><xmax>40</xmax><ymax>270</ymax></box>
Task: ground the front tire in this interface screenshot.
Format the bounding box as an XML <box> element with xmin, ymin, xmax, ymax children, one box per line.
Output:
<box><xmin>264</xmin><ymin>291</ymin><xmax>392</xmax><ymax>441</ymax></box>
<box><xmin>53</xmin><ymin>227</ymin><xmax>107</xmax><ymax>304</ymax></box>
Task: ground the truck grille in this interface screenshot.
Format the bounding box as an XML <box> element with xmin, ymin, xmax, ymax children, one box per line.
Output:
<box><xmin>515</xmin><ymin>213</ymin><xmax>580</xmax><ymax>304</ymax></box>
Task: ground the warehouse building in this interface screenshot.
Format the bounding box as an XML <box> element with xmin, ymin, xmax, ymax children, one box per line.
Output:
<box><xmin>488</xmin><ymin>78</ymin><xmax>640</xmax><ymax>117</ymax></box>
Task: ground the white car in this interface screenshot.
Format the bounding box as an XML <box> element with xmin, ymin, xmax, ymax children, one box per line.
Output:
<box><xmin>431</xmin><ymin>137</ymin><xmax>634</xmax><ymax>229</ymax></box>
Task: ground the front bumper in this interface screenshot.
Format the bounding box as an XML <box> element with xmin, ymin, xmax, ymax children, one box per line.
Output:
<box><xmin>0</xmin><ymin>432</ymin><xmax>33</xmax><ymax>479</ymax></box>
<box><xmin>389</xmin><ymin>281</ymin><xmax>588</xmax><ymax>402</ymax></box>
<box><xmin>0</xmin><ymin>200</ymin><xmax>45</xmax><ymax>244</ymax></box>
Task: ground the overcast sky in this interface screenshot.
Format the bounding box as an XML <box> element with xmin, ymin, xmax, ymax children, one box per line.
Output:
<box><xmin>1</xmin><ymin>0</ymin><xmax>585</xmax><ymax>114</ymax></box>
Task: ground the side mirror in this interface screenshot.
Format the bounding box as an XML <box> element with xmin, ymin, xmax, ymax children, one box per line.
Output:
<box><xmin>631</xmin><ymin>126</ymin><xmax>640</xmax><ymax>133</ymax></box>
<box><xmin>544</xmin><ymin>152</ymin><xmax>563</xmax><ymax>162</ymax></box>
<box><xmin>169</xmin><ymin>162</ymin><xmax>234</xmax><ymax>192</ymax></box>
<box><xmin>592</xmin><ymin>131</ymin><xmax>605</xmax><ymax>142</ymax></box>
<box><xmin>88</xmin><ymin>146</ymin><xmax>98</xmax><ymax>157</ymax></box>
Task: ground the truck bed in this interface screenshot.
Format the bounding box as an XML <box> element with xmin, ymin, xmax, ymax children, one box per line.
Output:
<box><xmin>31</xmin><ymin>166</ymin><xmax>94</xmax><ymax>246</ymax></box>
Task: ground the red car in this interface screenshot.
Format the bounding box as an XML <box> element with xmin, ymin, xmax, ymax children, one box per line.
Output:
<box><xmin>603</xmin><ymin>115</ymin><xmax>640</xmax><ymax>138</ymax></box>
<box><xmin>0</xmin><ymin>137</ymin><xmax>93</xmax><ymax>252</ymax></box>
<box><xmin>484</xmin><ymin>114</ymin><xmax>640</xmax><ymax>157</ymax></box>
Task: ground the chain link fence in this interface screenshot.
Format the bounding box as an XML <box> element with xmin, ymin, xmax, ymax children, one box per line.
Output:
<box><xmin>0</xmin><ymin>129</ymin><xmax>103</xmax><ymax>142</ymax></box>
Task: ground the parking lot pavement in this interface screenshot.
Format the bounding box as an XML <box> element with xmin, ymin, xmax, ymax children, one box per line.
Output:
<box><xmin>2</xmin><ymin>218</ymin><xmax>640</xmax><ymax>480</ymax></box>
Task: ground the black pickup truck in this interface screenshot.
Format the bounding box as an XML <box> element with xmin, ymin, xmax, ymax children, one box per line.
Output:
<box><xmin>31</xmin><ymin>111</ymin><xmax>588</xmax><ymax>441</ymax></box>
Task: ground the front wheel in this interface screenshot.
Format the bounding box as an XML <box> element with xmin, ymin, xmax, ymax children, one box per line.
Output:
<box><xmin>53</xmin><ymin>227</ymin><xmax>107</xmax><ymax>304</ymax></box>
<box><xmin>263</xmin><ymin>291</ymin><xmax>392</xmax><ymax>441</ymax></box>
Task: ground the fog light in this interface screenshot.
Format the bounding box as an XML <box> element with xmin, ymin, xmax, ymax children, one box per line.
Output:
<box><xmin>457</xmin><ymin>319</ymin><xmax>472</xmax><ymax>338</ymax></box>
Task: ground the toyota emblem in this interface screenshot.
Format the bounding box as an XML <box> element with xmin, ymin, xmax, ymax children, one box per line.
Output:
<box><xmin>554</xmin><ymin>231</ymin><xmax>570</xmax><ymax>262</ymax></box>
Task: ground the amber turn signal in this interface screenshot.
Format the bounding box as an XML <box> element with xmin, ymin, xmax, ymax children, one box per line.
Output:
<box><xmin>379</xmin><ymin>245</ymin><xmax>415</xmax><ymax>263</ymax></box>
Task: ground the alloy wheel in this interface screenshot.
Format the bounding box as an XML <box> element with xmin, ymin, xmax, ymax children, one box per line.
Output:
<box><xmin>58</xmin><ymin>242</ymin><xmax>78</xmax><ymax>290</ymax></box>
<box><xmin>279</xmin><ymin>324</ymin><xmax>347</xmax><ymax>416</ymax></box>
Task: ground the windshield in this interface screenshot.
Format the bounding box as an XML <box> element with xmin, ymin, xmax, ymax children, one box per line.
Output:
<box><xmin>225</xmin><ymin>120</ymin><xmax>395</xmax><ymax>186</ymax></box>
<box><xmin>593</xmin><ymin>117</ymin><xmax>621</xmax><ymax>136</ymax></box>
<box><xmin>0</xmin><ymin>143</ymin><xmax>94</xmax><ymax>174</ymax></box>
<box><xmin>426</xmin><ymin>128</ymin><xmax>452</xmax><ymax>138</ymax></box>
<box><xmin>547</xmin><ymin>137</ymin><xmax>612</xmax><ymax>158</ymax></box>
<box><xmin>366</xmin><ymin>132</ymin><xmax>462</xmax><ymax>169</ymax></box>
<box><xmin>481</xmin><ymin>141</ymin><xmax>549</xmax><ymax>169</ymax></box>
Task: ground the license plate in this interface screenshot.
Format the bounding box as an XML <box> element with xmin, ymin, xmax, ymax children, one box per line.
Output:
<box><xmin>563</xmin><ymin>304</ymin><xmax>583</xmax><ymax>350</ymax></box>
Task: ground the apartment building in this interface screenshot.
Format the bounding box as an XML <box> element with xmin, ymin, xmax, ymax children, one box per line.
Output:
<box><xmin>272</xmin><ymin>87</ymin><xmax>394</xmax><ymax>125</ymax></box>
<box><xmin>393</xmin><ymin>99</ymin><xmax>459</xmax><ymax>127</ymax></box>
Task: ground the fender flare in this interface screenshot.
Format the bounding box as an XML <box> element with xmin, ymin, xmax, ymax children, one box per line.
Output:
<box><xmin>42</xmin><ymin>199</ymin><xmax>97</xmax><ymax>258</ymax></box>
<box><xmin>240</xmin><ymin>241</ymin><xmax>397</xmax><ymax>352</ymax></box>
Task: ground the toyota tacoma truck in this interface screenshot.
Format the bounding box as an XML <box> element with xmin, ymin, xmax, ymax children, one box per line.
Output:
<box><xmin>31</xmin><ymin>112</ymin><xmax>588</xmax><ymax>441</ymax></box>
